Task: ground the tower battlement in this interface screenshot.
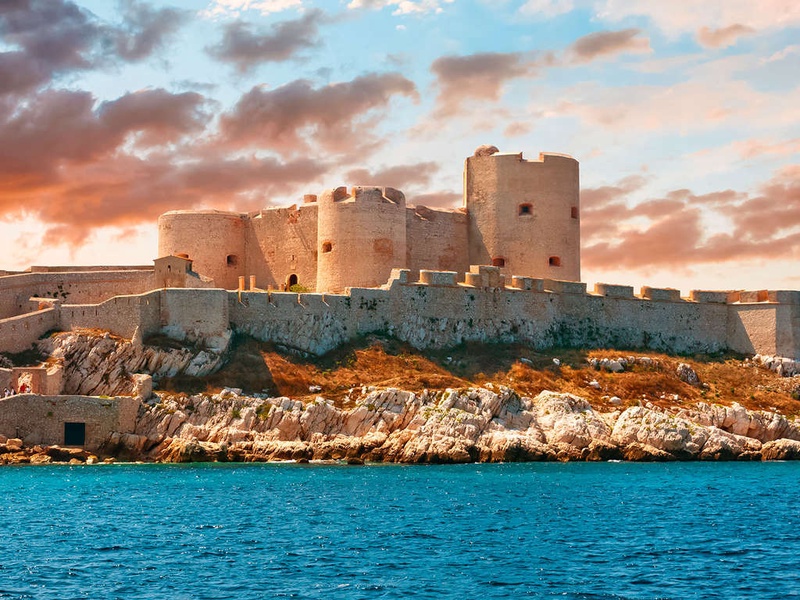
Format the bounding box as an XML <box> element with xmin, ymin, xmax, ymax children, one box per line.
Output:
<box><xmin>320</xmin><ymin>186</ymin><xmax>406</xmax><ymax>207</ymax></box>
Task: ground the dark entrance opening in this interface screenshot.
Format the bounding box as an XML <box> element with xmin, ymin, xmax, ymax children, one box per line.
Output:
<box><xmin>287</xmin><ymin>274</ymin><xmax>298</xmax><ymax>288</ymax></box>
<box><xmin>64</xmin><ymin>422</ymin><xmax>86</xmax><ymax>446</ymax></box>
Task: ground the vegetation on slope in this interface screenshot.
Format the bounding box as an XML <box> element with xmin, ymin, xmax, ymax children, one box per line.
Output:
<box><xmin>157</xmin><ymin>334</ymin><xmax>800</xmax><ymax>417</ymax></box>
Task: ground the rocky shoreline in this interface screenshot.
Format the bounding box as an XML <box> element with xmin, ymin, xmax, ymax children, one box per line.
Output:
<box><xmin>4</xmin><ymin>331</ymin><xmax>800</xmax><ymax>465</ymax></box>
<box><xmin>6</xmin><ymin>384</ymin><xmax>800</xmax><ymax>465</ymax></box>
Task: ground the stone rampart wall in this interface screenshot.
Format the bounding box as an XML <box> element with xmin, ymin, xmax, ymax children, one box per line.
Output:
<box><xmin>0</xmin><ymin>268</ymin><xmax>796</xmax><ymax>360</ymax></box>
<box><xmin>0</xmin><ymin>270</ymin><xmax>154</xmax><ymax>319</ymax></box>
<box><xmin>0</xmin><ymin>394</ymin><xmax>138</xmax><ymax>450</ymax></box>
<box><xmin>226</xmin><ymin>270</ymin><xmax>799</xmax><ymax>358</ymax></box>
<box><xmin>160</xmin><ymin>289</ymin><xmax>229</xmax><ymax>342</ymax></box>
<box><xmin>0</xmin><ymin>308</ymin><xmax>59</xmax><ymax>354</ymax></box>
<box><xmin>60</xmin><ymin>291</ymin><xmax>162</xmax><ymax>339</ymax></box>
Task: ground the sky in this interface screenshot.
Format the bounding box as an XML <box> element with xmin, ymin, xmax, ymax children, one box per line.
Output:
<box><xmin>0</xmin><ymin>0</ymin><xmax>798</xmax><ymax>293</ymax></box>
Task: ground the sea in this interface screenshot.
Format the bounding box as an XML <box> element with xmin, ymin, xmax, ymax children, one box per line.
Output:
<box><xmin>0</xmin><ymin>461</ymin><xmax>798</xmax><ymax>600</ymax></box>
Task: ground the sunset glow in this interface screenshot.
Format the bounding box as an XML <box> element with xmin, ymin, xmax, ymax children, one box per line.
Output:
<box><xmin>1</xmin><ymin>0</ymin><xmax>798</xmax><ymax>292</ymax></box>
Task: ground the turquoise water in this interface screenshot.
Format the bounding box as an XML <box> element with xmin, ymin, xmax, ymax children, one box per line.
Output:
<box><xmin>0</xmin><ymin>462</ymin><xmax>798</xmax><ymax>599</ymax></box>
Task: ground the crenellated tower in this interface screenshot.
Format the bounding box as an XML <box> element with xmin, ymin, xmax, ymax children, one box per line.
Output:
<box><xmin>316</xmin><ymin>186</ymin><xmax>407</xmax><ymax>293</ymax></box>
<box><xmin>464</xmin><ymin>146</ymin><xmax>580</xmax><ymax>281</ymax></box>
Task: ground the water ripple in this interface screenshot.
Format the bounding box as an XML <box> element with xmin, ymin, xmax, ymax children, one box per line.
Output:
<box><xmin>0</xmin><ymin>462</ymin><xmax>799</xmax><ymax>599</ymax></box>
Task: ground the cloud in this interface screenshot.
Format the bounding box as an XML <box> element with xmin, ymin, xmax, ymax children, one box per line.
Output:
<box><xmin>518</xmin><ymin>0</ymin><xmax>574</xmax><ymax>18</ymax></box>
<box><xmin>203</xmin><ymin>0</ymin><xmax>303</xmax><ymax>18</ymax></box>
<box><xmin>219</xmin><ymin>73</ymin><xmax>418</xmax><ymax>154</ymax></box>
<box><xmin>428</xmin><ymin>29</ymin><xmax>649</xmax><ymax>118</ymax></box>
<box><xmin>347</xmin><ymin>0</ymin><xmax>456</xmax><ymax>15</ymax></box>
<box><xmin>344</xmin><ymin>161</ymin><xmax>440</xmax><ymax>189</ymax></box>
<box><xmin>595</xmin><ymin>0</ymin><xmax>800</xmax><ymax>35</ymax></box>
<box><xmin>0</xmin><ymin>0</ymin><xmax>188</xmax><ymax>97</ymax></box>
<box><xmin>581</xmin><ymin>167</ymin><xmax>800</xmax><ymax>271</ymax></box>
<box><xmin>207</xmin><ymin>9</ymin><xmax>325</xmax><ymax>71</ymax></box>
<box><xmin>696</xmin><ymin>24</ymin><xmax>755</xmax><ymax>49</ymax></box>
<box><xmin>732</xmin><ymin>137</ymin><xmax>800</xmax><ymax>159</ymax></box>
<box><xmin>430</xmin><ymin>51</ymin><xmax>547</xmax><ymax>117</ymax></box>
<box><xmin>0</xmin><ymin>88</ymin><xmax>208</xmax><ymax>192</ymax></box>
<box><xmin>409</xmin><ymin>191</ymin><xmax>461</xmax><ymax>208</ymax></box>
<box><xmin>112</xmin><ymin>0</ymin><xmax>189</xmax><ymax>61</ymax></box>
<box><xmin>0</xmin><ymin>85</ymin><xmax>328</xmax><ymax>244</ymax></box>
<box><xmin>567</xmin><ymin>28</ymin><xmax>651</xmax><ymax>63</ymax></box>
<box><xmin>764</xmin><ymin>44</ymin><xmax>800</xmax><ymax>63</ymax></box>
<box><xmin>37</xmin><ymin>154</ymin><xmax>328</xmax><ymax>245</ymax></box>
<box><xmin>0</xmin><ymin>0</ymin><xmax>99</xmax><ymax>94</ymax></box>
<box><xmin>552</xmin><ymin>75</ymin><xmax>800</xmax><ymax>135</ymax></box>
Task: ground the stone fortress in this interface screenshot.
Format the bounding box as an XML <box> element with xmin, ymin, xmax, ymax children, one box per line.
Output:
<box><xmin>0</xmin><ymin>145</ymin><xmax>799</xmax><ymax>449</ymax></box>
<box><xmin>157</xmin><ymin>145</ymin><xmax>581</xmax><ymax>292</ymax></box>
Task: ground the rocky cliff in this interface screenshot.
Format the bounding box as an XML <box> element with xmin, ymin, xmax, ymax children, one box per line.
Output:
<box><xmin>104</xmin><ymin>386</ymin><xmax>800</xmax><ymax>463</ymax></box>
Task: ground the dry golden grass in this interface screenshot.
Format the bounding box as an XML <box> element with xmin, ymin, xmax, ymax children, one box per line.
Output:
<box><xmin>156</xmin><ymin>335</ymin><xmax>800</xmax><ymax>416</ymax></box>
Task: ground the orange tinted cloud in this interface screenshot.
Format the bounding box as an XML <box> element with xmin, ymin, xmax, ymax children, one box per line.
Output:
<box><xmin>568</xmin><ymin>29</ymin><xmax>651</xmax><ymax>63</ymax></box>
<box><xmin>430</xmin><ymin>51</ymin><xmax>551</xmax><ymax>117</ymax></box>
<box><xmin>696</xmin><ymin>24</ymin><xmax>754</xmax><ymax>49</ymax></box>
<box><xmin>582</xmin><ymin>166</ymin><xmax>800</xmax><ymax>270</ymax></box>
<box><xmin>219</xmin><ymin>73</ymin><xmax>418</xmax><ymax>154</ymax></box>
<box><xmin>344</xmin><ymin>161</ymin><xmax>440</xmax><ymax>189</ymax></box>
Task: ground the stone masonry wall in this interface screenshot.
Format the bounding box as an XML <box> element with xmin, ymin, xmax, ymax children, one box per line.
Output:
<box><xmin>60</xmin><ymin>291</ymin><xmax>162</xmax><ymax>340</ymax></box>
<box><xmin>0</xmin><ymin>270</ymin><xmax>154</xmax><ymax>319</ymax></box>
<box><xmin>405</xmin><ymin>206</ymin><xmax>469</xmax><ymax>280</ymax></box>
<box><xmin>1</xmin><ymin>269</ymin><xmax>797</xmax><ymax>361</ymax></box>
<box><xmin>0</xmin><ymin>308</ymin><xmax>60</xmax><ymax>353</ymax></box>
<box><xmin>0</xmin><ymin>394</ymin><xmax>138</xmax><ymax>450</ymax></box>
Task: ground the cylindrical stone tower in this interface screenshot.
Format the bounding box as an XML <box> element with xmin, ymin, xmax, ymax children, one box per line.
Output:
<box><xmin>158</xmin><ymin>210</ymin><xmax>247</xmax><ymax>290</ymax></box>
<box><xmin>316</xmin><ymin>186</ymin><xmax>407</xmax><ymax>293</ymax></box>
<box><xmin>464</xmin><ymin>147</ymin><xmax>580</xmax><ymax>281</ymax></box>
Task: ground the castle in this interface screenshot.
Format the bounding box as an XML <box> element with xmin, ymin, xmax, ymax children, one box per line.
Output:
<box><xmin>1</xmin><ymin>146</ymin><xmax>799</xmax><ymax>449</ymax></box>
<box><xmin>157</xmin><ymin>146</ymin><xmax>581</xmax><ymax>292</ymax></box>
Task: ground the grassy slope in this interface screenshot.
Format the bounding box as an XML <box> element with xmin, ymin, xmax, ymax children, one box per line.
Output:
<box><xmin>158</xmin><ymin>334</ymin><xmax>800</xmax><ymax>417</ymax></box>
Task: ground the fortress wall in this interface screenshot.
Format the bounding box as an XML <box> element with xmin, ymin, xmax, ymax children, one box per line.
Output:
<box><xmin>0</xmin><ymin>395</ymin><xmax>138</xmax><ymax>449</ymax></box>
<box><xmin>60</xmin><ymin>291</ymin><xmax>162</xmax><ymax>340</ymax></box>
<box><xmin>215</xmin><ymin>273</ymin><xmax>800</xmax><ymax>357</ymax></box>
<box><xmin>160</xmin><ymin>289</ymin><xmax>229</xmax><ymax>341</ymax></box>
<box><xmin>29</xmin><ymin>265</ymin><xmax>151</xmax><ymax>273</ymax></box>
<box><xmin>465</xmin><ymin>152</ymin><xmax>580</xmax><ymax>281</ymax></box>
<box><xmin>3</xmin><ymin>268</ymin><xmax>793</xmax><ymax>360</ymax></box>
<box><xmin>0</xmin><ymin>270</ymin><xmax>155</xmax><ymax>319</ymax></box>
<box><xmin>0</xmin><ymin>308</ymin><xmax>59</xmax><ymax>354</ymax></box>
<box><xmin>728</xmin><ymin>304</ymin><xmax>779</xmax><ymax>355</ymax></box>
<box><xmin>229</xmin><ymin>291</ymin><xmax>357</xmax><ymax>356</ymax></box>
<box><xmin>405</xmin><ymin>207</ymin><xmax>469</xmax><ymax>279</ymax></box>
<box><xmin>158</xmin><ymin>211</ymin><xmax>246</xmax><ymax>290</ymax></box>
<box><xmin>553</xmin><ymin>294</ymin><xmax>730</xmax><ymax>353</ymax></box>
<box><xmin>246</xmin><ymin>204</ymin><xmax>318</xmax><ymax>291</ymax></box>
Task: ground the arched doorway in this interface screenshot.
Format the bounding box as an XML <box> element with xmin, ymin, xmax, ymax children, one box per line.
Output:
<box><xmin>286</xmin><ymin>274</ymin><xmax>298</xmax><ymax>289</ymax></box>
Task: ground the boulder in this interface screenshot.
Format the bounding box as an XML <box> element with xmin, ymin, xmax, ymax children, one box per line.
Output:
<box><xmin>677</xmin><ymin>363</ymin><xmax>700</xmax><ymax>386</ymax></box>
<box><xmin>762</xmin><ymin>439</ymin><xmax>800</xmax><ymax>460</ymax></box>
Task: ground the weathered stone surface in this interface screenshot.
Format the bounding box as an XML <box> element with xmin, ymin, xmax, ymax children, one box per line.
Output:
<box><xmin>37</xmin><ymin>331</ymin><xmax>229</xmax><ymax>397</ymax></box>
<box><xmin>762</xmin><ymin>439</ymin><xmax>800</xmax><ymax>460</ymax></box>
<box><xmin>676</xmin><ymin>363</ymin><xmax>700</xmax><ymax>386</ymax></box>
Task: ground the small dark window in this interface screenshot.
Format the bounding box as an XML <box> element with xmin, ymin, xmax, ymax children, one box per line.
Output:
<box><xmin>322</xmin><ymin>241</ymin><xmax>332</xmax><ymax>253</ymax></box>
<box><xmin>571</xmin><ymin>206</ymin><xmax>579</xmax><ymax>219</ymax></box>
<box><xmin>549</xmin><ymin>256</ymin><xmax>561</xmax><ymax>267</ymax></box>
<box><xmin>227</xmin><ymin>254</ymin><xmax>238</xmax><ymax>267</ymax></box>
<box><xmin>64</xmin><ymin>422</ymin><xmax>85</xmax><ymax>446</ymax></box>
<box><xmin>492</xmin><ymin>257</ymin><xmax>505</xmax><ymax>267</ymax></box>
<box><xmin>518</xmin><ymin>203</ymin><xmax>532</xmax><ymax>216</ymax></box>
